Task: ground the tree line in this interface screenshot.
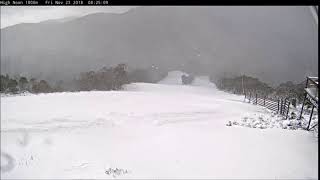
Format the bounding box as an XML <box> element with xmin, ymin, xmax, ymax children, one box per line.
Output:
<box><xmin>77</xmin><ymin>64</ymin><xmax>128</xmax><ymax>91</ymax></box>
<box><xmin>1</xmin><ymin>65</ymin><xmax>306</xmax><ymax>104</ymax></box>
<box><xmin>212</xmin><ymin>75</ymin><xmax>306</xmax><ymax>104</ymax></box>
<box><xmin>1</xmin><ymin>64</ymin><xmax>130</xmax><ymax>94</ymax></box>
<box><xmin>1</xmin><ymin>63</ymin><xmax>169</xmax><ymax>94</ymax></box>
<box><xmin>1</xmin><ymin>74</ymin><xmax>53</xmax><ymax>94</ymax></box>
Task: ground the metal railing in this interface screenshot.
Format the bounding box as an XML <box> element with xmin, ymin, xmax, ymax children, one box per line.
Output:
<box><xmin>299</xmin><ymin>76</ymin><xmax>318</xmax><ymax>130</ymax></box>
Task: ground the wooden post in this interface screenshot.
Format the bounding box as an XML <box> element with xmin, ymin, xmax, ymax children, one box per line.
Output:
<box><xmin>277</xmin><ymin>99</ymin><xmax>280</xmax><ymax>113</ymax></box>
<box><xmin>263</xmin><ymin>96</ymin><xmax>266</xmax><ymax>106</ymax></box>
<box><xmin>286</xmin><ymin>100</ymin><xmax>290</xmax><ymax>120</ymax></box>
<box><xmin>284</xmin><ymin>99</ymin><xmax>286</xmax><ymax>115</ymax></box>
<box><xmin>282</xmin><ymin>99</ymin><xmax>285</xmax><ymax>115</ymax></box>
<box><xmin>244</xmin><ymin>90</ymin><xmax>247</xmax><ymax>102</ymax></box>
<box><xmin>307</xmin><ymin>106</ymin><xmax>315</xmax><ymax>130</ymax></box>
<box><xmin>280</xmin><ymin>99</ymin><xmax>283</xmax><ymax>114</ymax></box>
<box><xmin>249</xmin><ymin>92</ymin><xmax>251</xmax><ymax>103</ymax></box>
<box><xmin>282</xmin><ymin>99</ymin><xmax>284</xmax><ymax>114</ymax></box>
<box><xmin>242</xmin><ymin>75</ymin><xmax>244</xmax><ymax>95</ymax></box>
<box><xmin>255</xmin><ymin>93</ymin><xmax>258</xmax><ymax>105</ymax></box>
<box><xmin>279</xmin><ymin>99</ymin><xmax>281</xmax><ymax>114</ymax></box>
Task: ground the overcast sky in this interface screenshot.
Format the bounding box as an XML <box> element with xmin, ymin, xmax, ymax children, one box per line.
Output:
<box><xmin>1</xmin><ymin>6</ymin><xmax>317</xmax><ymax>29</ymax></box>
<box><xmin>0</xmin><ymin>6</ymin><xmax>135</xmax><ymax>28</ymax></box>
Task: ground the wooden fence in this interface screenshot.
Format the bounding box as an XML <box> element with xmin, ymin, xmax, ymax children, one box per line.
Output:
<box><xmin>244</xmin><ymin>91</ymin><xmax>291</xmax><ymax>119</ymax></box>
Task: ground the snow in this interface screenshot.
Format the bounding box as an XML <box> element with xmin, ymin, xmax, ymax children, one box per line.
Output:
<box><xmin>1</xmin><ymin>71</ymin><xmax>318</xmax><ymax>179</ymax></box>
<box><xmin>158</xmin><ymin>70</ymin><xmax>188</xmax><ymax>85</ymax></box>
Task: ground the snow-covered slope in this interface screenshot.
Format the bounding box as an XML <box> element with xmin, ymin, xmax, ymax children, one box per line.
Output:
<box><xmin>1</xmin><ymin>72</ymin><xmax>318</xmax><ymax>179</ymax></box>
<box><xmin>40</xmin><ymin>16</ymin><xmax>79</xmax><ymax>24</ymax></box>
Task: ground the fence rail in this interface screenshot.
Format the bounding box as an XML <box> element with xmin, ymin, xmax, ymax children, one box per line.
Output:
<box><xmin>244</xmin><ymin>91</ymin><xmax>290</xmax><ymax>119</ymax></box>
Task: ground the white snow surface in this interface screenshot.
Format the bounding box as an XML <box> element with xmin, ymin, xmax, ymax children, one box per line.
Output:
<box><xmin>1</xmin><ymin>71</ymin><xmax>318</xmax><ymax>179</ymax></box>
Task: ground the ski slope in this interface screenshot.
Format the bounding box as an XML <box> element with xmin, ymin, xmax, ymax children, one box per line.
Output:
<box><xmin>1</xmin><ymin>71</ymin><xmax>318</xmax><ymax>179</ymax></box>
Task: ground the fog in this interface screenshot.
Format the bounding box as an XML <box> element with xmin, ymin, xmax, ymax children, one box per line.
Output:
<box><xmin>0</xmin><ymin>6</ymin><xmax>318</xmax><ymax>86</ymax></box>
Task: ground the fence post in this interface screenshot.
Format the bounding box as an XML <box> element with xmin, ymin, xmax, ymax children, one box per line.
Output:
<box><xmin>263</xmin><ymin>96</ymin><xmax>266</xmax><ymax>106</ymax></box>
<box><xmin>281</xmin><ymin>99</ymin><xmax>283</xmax><ymax>115</ymax></box>
<box><xmin>277</xmin><ymin>99</ymin><xmax>280</xmax><ymax>113</ymax></box>
<box><xmin>249</xmin><ymin>92</ymin><xmax>251</xmax><ymax>103</ymax></box>
<box><xmin>279</xmin><ymin>99</ymin><xmax>282</xmax><ymax>114</ymax></box>
<box><xmin>298</xmin><ymin>93</ymin><xmax>307</xmax><ymax>120</ymax></box>
<box><xmin>286</xmin><ymin>100</ymin><xmax>290</xmax><ymax>120</ymax></box>
<box><xmin>255</xmin><ymin>93</ymin><xmax>258</xmax><ymax>105</ymax></box>
<box><xmin>307</xmin><ymin>106</ymin><xmax>315</xmax><ymax>130</ymax></box>
<box><xmin>244</xmin><ymin>90</ymin><xmax>246</xmax><ymax>100</ymax></box>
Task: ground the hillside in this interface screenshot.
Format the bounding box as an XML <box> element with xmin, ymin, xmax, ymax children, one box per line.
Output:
<box><xmin>1</xmin><ymin>6</ymin><xmax>318</xmax><ymax>85</ymax></box>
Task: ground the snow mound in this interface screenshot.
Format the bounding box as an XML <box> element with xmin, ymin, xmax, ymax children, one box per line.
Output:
<box><xmin>230</xmin><ymin>107</ymin><xmax>318</xmax><ymax>137</ymax></box>
<box><xmin>192</xmin><ymin>76</ymin><xmax>217</xmax><ymax>89</ymax></box>
<box><xmin>158</xmin><ymin>71</ymin><xmax>188</xmax><ymax>85</ymax></box>
<box><xmin>231</xmin><ymin>113</ymin><xmax>299</xmax><ymax>130</ymax></box>
<box><xmin>157</xmin><ymin>71</ymin><xmax>217</xmax><ymax>89</ymax></box>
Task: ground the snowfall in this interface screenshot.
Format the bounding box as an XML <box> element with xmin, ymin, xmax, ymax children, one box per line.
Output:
<box><xmin>1</xmin><ymin>71</ymin><xmax>318</xmax><ymax>179</ymax></box>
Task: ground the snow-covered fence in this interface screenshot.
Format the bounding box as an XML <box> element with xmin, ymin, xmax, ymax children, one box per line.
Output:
<box><xmin>244</xmin><ymin>91</ymin><xmax>291</xmax><ymax>119</ymax></box>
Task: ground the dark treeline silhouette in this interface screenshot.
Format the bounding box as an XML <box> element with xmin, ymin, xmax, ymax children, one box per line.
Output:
<box><xmin>77</xmin><ymin>64</ymin><xmax>128</xmax><ymax>91</ymax></box>
<box><xmin>1</xmin><ymin>74</ymin><xmax>54</xmax><ymax>94</ymax></box>
<box><xmin>1</xmin><ymin>65</ymin><xmax>306</xmax><ymax>104</ymax></box>
<box><xmin>0</xmin><ymin>63</ymin><xmax>169</xmax><ymax>94</ymax></box>
<box><xmin>213</xmin><ymin>75</ymin><xmax>273</xmax><ymax>95</ymax></box>
<box><xmin>1</xmin><ymin>64</ymin><xmax>130</xmax><ymax>94</ymax></box>
<box><xmin>212</xmin><ymin>75</ymin><xmax>306</xmax><ymax>103</ymax></box>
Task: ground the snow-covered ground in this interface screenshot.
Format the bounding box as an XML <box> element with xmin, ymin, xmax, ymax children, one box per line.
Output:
<box><xmin>1</xmin><ymin>71</ymin><xmax>318</xmax><ymax>179</ymax></box>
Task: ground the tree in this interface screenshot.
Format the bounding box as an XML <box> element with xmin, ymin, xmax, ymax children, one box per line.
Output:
<box><xmin>31</xmin><ymin>79</ymin><xmax>52</xmax><ymax>93</ymax></box>
<box><xmin>18</xmin><ymin>76</ymin><xmax>28</xmax><ymax>91</ymax></box>
<box><xmin>75</xmin><ymin>64</ymin><xmax>130</xmax><ymax>92</ymax></box>
<box><xmin>78</xmin><ymin>71</ymin><xmax>97</xmax><ymax>91</ymax></box>
<box><xmin>216</xmin><ymin>75</ymin><xmax>273</xmax><ymax>95</ymax></box>
<box><xmin>38</xmin><ymin>80</ymin><xmax>52</xmax><ymax>93</ymax></box>
<box><xmin>7</xmin><ymin>79</ymin><xmax>18</xmax><ymax>93</ymax></box>
<box><xmin>0</xmin><ymin>74</ymin><xmax>9</xmax><ymax>92</ymax></box>
<box><xmin>113</xmin><ymin>64</ymin><xmax>128</xmax><ymax>90</ymax></box>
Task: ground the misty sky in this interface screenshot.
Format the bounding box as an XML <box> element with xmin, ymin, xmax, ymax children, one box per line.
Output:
<box><xmin>0</xmin><ymin>6</ymin><xmax>135</xmax><ymax>28</ymax></box>
<box><xmin>0</xmin><ymin>6</ymin><xmax>317</xmax><ymax>85</ymax></box>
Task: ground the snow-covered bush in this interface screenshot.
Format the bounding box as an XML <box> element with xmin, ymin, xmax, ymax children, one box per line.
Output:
<box><xmin>229</xmin><ymin>109</ymin><xmax>318</xmax><ymax>133</ymax></box>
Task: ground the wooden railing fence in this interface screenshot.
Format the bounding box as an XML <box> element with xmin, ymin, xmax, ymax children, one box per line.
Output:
<box><xmin>244</xmin><ymin>91</ymin><xmax>291</xmax><ymax>119</ymax></box>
